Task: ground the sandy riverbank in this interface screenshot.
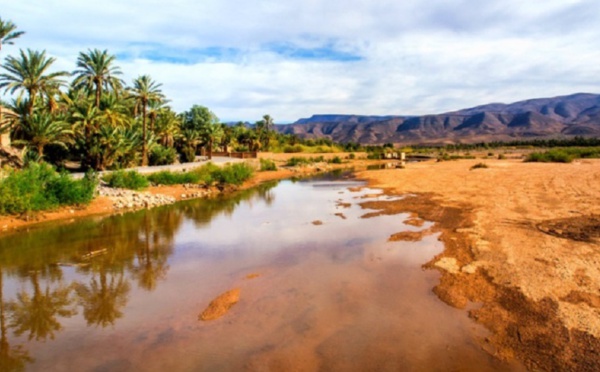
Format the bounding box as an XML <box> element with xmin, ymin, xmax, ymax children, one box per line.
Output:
<box><xmin>2</xmin><ymin>154</ymin><xmax>599</xmax><ymax>369</ymax></box>
<box><xmin>357</xmin><ymin>157</ymin><xmax>600</xmax><ymax>370</ymax></box>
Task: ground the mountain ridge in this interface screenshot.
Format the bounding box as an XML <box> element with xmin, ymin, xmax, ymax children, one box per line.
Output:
<box><xmin>276</xmin><ymin>93</ymin><xmax>600</xmax><ymax>144</ymax></box>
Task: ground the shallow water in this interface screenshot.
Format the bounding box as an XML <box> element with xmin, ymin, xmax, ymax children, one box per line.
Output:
<box><xmin>0</xmin><ymin>175</ymin><xmax>521</xmax><ymax>371</ymax></box>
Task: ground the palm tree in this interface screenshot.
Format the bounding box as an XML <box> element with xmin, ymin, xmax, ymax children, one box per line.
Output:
<box><xmin>72</xmin><ymin>49</ymin><xmax>123</xmax><ymax>109</ymax></box>
<box><xmin>0</xmin><ymin>18</ymin><xmax>24</xmax><ymax>53</ymax></box>
<box><xmin>0</xmin><ymin>18</ymin><xmax>25</xmax><ymax>147</ymax></box>
<box><xmin>0</xmin><ymin>49</ymin><xmax>69</xmax><ymax>117</ymax></box>
<box><xmin>201</xmin><ymin>121</ymin><xmax>223</xmax><ymax>160</ymax></box>
<box><xmin>130</xmin><ymin>75</ymin><xmax>163</xmax><ymax>166</ymax></box>
<box><xmin>13</xmin><ymin>112</ymin><xmax>72</xmax><ymax>158</ymax></box>
<box><xmin>256</xmin><ymin>114</ymin><xmax>274</xmax><ymax>151</ymax></box>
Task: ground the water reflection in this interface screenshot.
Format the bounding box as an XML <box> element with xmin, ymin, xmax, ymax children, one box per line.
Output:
<box><xmin>0</xmin><ymin>181</ymin><xmax>280</xmax><ymax>370</ymax></box>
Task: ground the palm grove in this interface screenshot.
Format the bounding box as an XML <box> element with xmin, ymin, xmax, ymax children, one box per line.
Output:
<box><xmin>0</xmin><ymin>18</ymin><xmax>279</xmax><ymax>171</ymax></box>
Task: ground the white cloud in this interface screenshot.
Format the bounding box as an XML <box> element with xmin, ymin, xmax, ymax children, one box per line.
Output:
<box><xmin>2</xmin><ymin>0</ymin><xmax>600</xmax><ymax>122</ymax></box>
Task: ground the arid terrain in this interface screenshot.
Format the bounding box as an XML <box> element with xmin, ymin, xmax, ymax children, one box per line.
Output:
<box><xmin>357</xmin><ymin>157</ymin><xmax>600</xmax><ymax>370</ymax></box>
<box><xmin>2</xmin><ymin>154</ymin><xmax>600</xmax><ymax>370</ymax></box>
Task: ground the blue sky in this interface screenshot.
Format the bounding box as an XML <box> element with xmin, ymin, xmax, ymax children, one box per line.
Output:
<box><xmin>2</xmin><ymin>0</ymin><xmax>600</xmax><ymax>122</ymax></box>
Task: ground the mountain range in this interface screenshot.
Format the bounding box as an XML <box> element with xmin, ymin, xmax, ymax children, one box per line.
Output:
<box><xmin>276</xmin><ymin>93</ymin><xmax>600</xmax><ymax>144</ymax></box>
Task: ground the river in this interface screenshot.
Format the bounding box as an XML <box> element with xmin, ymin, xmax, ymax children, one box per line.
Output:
<box><xmin>0</xmin><ymin>173</ymin><xmax>521</xmax><ymax>371</ymax></box>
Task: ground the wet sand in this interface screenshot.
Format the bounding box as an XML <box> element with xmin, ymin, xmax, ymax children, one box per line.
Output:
<box><xmin>357</xmin><ymin>157</ymin><xmax>600</xmax><ymax>370</ymax></box>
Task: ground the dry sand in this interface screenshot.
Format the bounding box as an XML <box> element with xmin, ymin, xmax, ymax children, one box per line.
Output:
<box><xmin>357</xmin><ymin>157</ymin><xmax>600</xmax><ymax>370</ymax></box>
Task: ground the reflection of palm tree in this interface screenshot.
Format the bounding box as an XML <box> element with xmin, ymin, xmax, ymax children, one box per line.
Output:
<box><xmin>8</xmin><ymin>271</ymin><xmax>76</xmax><ymax>341</ymax></box>
<box><xmin>74</xmin><ymin>269</ymin><xmax>130</xmax><ymax>328</ymax></box>
<box><xmin>0</xmin><ymin>267</ymin><xmax>32</xmax><ymax>372</ymax></box>
<box><xmin>131</xmin><ymin>213</ymin><xmax>174</xmax><ymax>291</ymax></box>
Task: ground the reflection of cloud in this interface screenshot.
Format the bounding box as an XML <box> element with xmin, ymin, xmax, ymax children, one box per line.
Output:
<box><xmin>4</xmin><ymin>1</ymin><xmax>600</xmax><ymax>121</ymax></box>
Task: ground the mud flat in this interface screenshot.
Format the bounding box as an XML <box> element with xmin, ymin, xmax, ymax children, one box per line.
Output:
<box><xmin>357</xmin><ymin>158</ymin><xmax>600</xmax><ymax>370</ymax></box>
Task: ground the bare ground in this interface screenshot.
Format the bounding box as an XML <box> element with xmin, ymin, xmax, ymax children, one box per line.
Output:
<box><xmin>357</xmin><ymin>158</ymin><xmax>600</xmax><ymax>371</ymax></box>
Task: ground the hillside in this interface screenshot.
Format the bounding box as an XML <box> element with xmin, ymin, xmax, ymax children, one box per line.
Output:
<box><xmin>276</xmin><ymin>93</ymin><xmax>600</xmax><ymax>144</ymax></box>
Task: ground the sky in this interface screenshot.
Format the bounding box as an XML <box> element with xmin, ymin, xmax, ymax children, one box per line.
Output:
<box><xmin>2</xmin><ymin>0</ymin><xmax>600</xmax><ymax>123</ymax></box>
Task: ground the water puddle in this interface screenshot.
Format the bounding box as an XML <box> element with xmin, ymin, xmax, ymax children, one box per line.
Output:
<box><xmin>0</xmin><ymin>175</ymin><xmax>521</xmax><ymax>371</ymax></box>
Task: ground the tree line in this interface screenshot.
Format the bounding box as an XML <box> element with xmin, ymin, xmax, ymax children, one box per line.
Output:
<box><xmin>0</xmin><ymin>18</ymin><xmax>279</xmax><ymax>171</ymax></box>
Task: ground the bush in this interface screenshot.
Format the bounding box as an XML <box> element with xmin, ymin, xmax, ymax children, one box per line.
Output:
<box><xmin>190</xmin><ymin>162</ymin><xmax>221</xmax><ymax>184</ymax></box>
<box><xmin>283</xmin><ymin>145</ymin><xmax>304</xmax><ymax>153</ymax></box>
<box><xmin>470</xmin><ymin>162</ymin><xmax>489</xmax><ymax>170</ymax></box>
<box><xmin>525</xmin><ymin>150</ymin><xmax>573</xmax><ymax>163</ymax></box>
<box><xmin>102</xmin><ymin>170</ymin><xmax>149</xmax><ymax>190</ymax></box>
<box><xmin>0</xmin><ymin>163</ymin><xmax>98</xmax><ymax>215</ymax></box>
<box><xmin>146</xmin><ymin>170</ymin><xmax>200</xmax><ymax>185</ymax></box>
<box><xmin>498</xmin><ymin>154</ymin><xmax>506</xmax><ymax>160</ymax></box>
<box><xmin>47</xmin><ymin>170</ymin><xmax>97</xmax><ymax>205</ymax></box>
<box><xmin>259</xmin><ymin>158</ymin><xmax>277</xmax><ymax>171</ymax></box>
<box><xmin>329</xmin><ymin>156</ymin><xmax>342</xmax><ymax>164</ymax></box>
<box><xmin>348</xmin><ymin>153</ymin><xmax>356</xmax><ymax>159</ymax></box>
<box><xmin>211</xmin><ymin>163</ymin><xmax>254</xmax><ymax>186</ymax></box>
<box><xmin>150</xmin><ymin>145</ymin><xmax>177</xmax><ymax>166</ymax></box>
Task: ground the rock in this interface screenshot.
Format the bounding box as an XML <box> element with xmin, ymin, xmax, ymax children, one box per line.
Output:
<box><xmin>199</xmin><ymin>288</ymin><xmax>241</xmax><ymax>321</ymax></box>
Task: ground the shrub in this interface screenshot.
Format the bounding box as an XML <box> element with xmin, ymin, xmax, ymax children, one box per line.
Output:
<box><xmin>498</xmin><ymin>154</ymin><xmax>506</xmax><ymax>160</ymax></box>
<box><xmin>0</xmin><ymin>163</ymin><xmax>98</xmax><ymax>215</ymax></box>
<box><xmin>211</xmin><ymin>163</ymin><xmax>254</xmax><ymax>185</ymax></box>
<box><xmin>470</xmin><ymin>162</ymin><xmax>489</xmax><ymax>170</ymax></box>
<box><xmin>329</xmin><ymin>156</ymin><xmax>342</xmax><ymax>164</ymax></box>
<box><xmin>525</xmin><ymin>150</ymin><xmax>573</xmax><ymax>163</ymax></box>
<box><xmin>283</xmin><ymin>145</ymin><xmax>304</xmax><ymax>153</ymax></box>
<box><xmin>190</xmin><ymin>162</ymin><xmax>221</xmax><ymax>184</ymax></box>
<box><xmin>46</xmin><ymin>170</ymin><xmax>97</xmax><ymax>205</ymax></box>
<box><xmin>259</xmin><ymin>158</ymin><xmax>277</xmax><ymax>171</ymax></box>
<box><xmin>286</xmin><ymin>157</ymin><xmax>310</xmax><ymax>166</ymax></box>
<box><xmin>102</xmin><ymin>170</ymin><xmax>149</xmax><ymax>190</ymax></box>
<box><xmin>150</xmin><ymin>145</ymin><xmax>177</xmax><ymax>166</ymax></box>
<box><xmin>348</xmin><ymin>153</ymin><xmax>356</xmax><ymax>160</ymax></box>
<box><xmin>146</xmin><ymin>170</ymin><xmax>200</xmax><ymax>185</ymax></box>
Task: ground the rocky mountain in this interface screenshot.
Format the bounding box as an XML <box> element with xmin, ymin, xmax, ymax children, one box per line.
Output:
<box><xmin>276</xmin><ymin>93</ymin><xmax>600</xmax><ymax>144</ymax></box>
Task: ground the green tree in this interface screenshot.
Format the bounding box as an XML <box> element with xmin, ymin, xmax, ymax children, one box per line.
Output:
<box><xmin>130</xmin><ymin>75</ymin><xmax>164</xmax><ymax>166</ymax></box>
<box><xmin>0</xmin><ymin>18</ymin><xmax>25</xmax><ymax>147</ymax></box>
<box><xmin>72</xmin><ymin>49</ymin><xmax>123</xmax><ymax>109</ymax></box>
<box><xmin>181</xmin><ymin>105</ymin><xmax>221</xmax><ymax>159</ymax></box>
<box><xmin>0</xmin><ymin>49</ymin><xmax>69</xmax><ymax>117</ymax></box>
<box><xmin>13</xmin><ymin>112</ymin><xmax>72</xmax><ymax>158</ymax></box>
<box><xmin>256</xmin><ymin>114</ymin><xmax>274</xmax><ymax>151</ymax></box>
<box><xmin>0</xmin><ymin>18</ymin><xmax>24</xmax><ymax>53</ymax></box>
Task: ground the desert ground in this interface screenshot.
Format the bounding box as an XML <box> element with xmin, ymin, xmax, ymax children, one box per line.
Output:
<box><xmin>2</xmin><ymin>153</ymin><xmax>599</xmax><ymax>370</ymax></box>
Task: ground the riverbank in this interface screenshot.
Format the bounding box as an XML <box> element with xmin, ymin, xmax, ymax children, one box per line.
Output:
<box><xmin>0</xmin><ymin>153</ymin><xmax>364</xmax><ymax>234</ymax></box>
<box><xmin>356</xmin><ymin>157</ymin><xmax>600</xmax><ymax>370</ymax></box>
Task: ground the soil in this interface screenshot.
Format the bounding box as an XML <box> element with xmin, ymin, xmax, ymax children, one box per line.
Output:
<box><xmin>4</xmin><ymin>153</ymin><xmax>599</xmax><ymax>369</ymax></box>
<box><xmin>357</xmin><ymin>157</ymin><xmax>600</xmax><ymax>371</ymax></box>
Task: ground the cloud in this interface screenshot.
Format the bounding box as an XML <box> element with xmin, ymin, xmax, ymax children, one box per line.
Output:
<box><xmin>2</xmin><ymin>0</ymin><xmax>600</xmax><ymax>122</ymax></box>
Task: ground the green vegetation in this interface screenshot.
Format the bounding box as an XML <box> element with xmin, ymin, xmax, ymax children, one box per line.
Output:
<box><xmin>0</xmin><ymin>163</ymin><xmax>97</xmax><ymax>215</ymax></box>
<box><xmin>329</xmin><ymin>156</ymin><xmax>343</xmax><ymax>164</ymax></box>
<box><xmin>524</xmin><ymin>147</ymin><xmax>600</xmax><ymax>163</ymax></box>
<box><xmin>259</xmin><ymin>158</ymin><xmax>277</xmax><ymax>171</ymax></box>
<box><xmin>437</xmin><ymin>153</ymin><xmax>476</xmax><ymax>162</ymax></box>
<box><xmin>210</xmin><ymin>163</ymin><xmax>254</xmax><ymax>186</ymax></box>
<box><xmin>102</xmin><ymin>170</ymin><xmax>149</xmax><ymax>190</ymax></box>
<box><xmin>145</xmin><ymin>162</ymin><xmax>254</xmax><ymax>187</ymax></box>
<box><xmin>146</xmin><ymin>170</ymin><xmax>200</xmax><ymax>185</ymax></box>
<box><xmin>470</xmin><ymin>162</ymin><xmax>489</xmax><ymax>170</ymax></box>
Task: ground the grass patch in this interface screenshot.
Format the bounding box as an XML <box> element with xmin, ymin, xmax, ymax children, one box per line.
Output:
<box><xmin>286</xmin><ymin>156</ymin><xmax>326</xmax><ymax>166</ymax></box>
<box><xmin>0</xmin><ymin>163</ymin><xmax>97</xmax><ymax>215</ymax></box>
<box><xmin>210</xmin><ymin>163</ymin><xmax>254</xmax><ymax>185</ymax></box>
<box><xmin>146</xmin><ymin>170</ymin><xmax>201</xmax><ymax>185</ymax></box>
<box><xmin>102</xmin><ymin>170</ymin><xmax>149</xmax><ymax>190</ymax></box>
<box><xmin>470</xmin><ymin>162</ymin><xmax>489</xmax><ymax>170</ymax></box>
<box><xmin>259</xmin><ymin>158</ymin><xmax>277</xmax><ymax>171</ymax></box>
<box><xmin>525</xmin><ymin>147</ymin><xmax>600</xmax><ymax>163</ymax></box>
